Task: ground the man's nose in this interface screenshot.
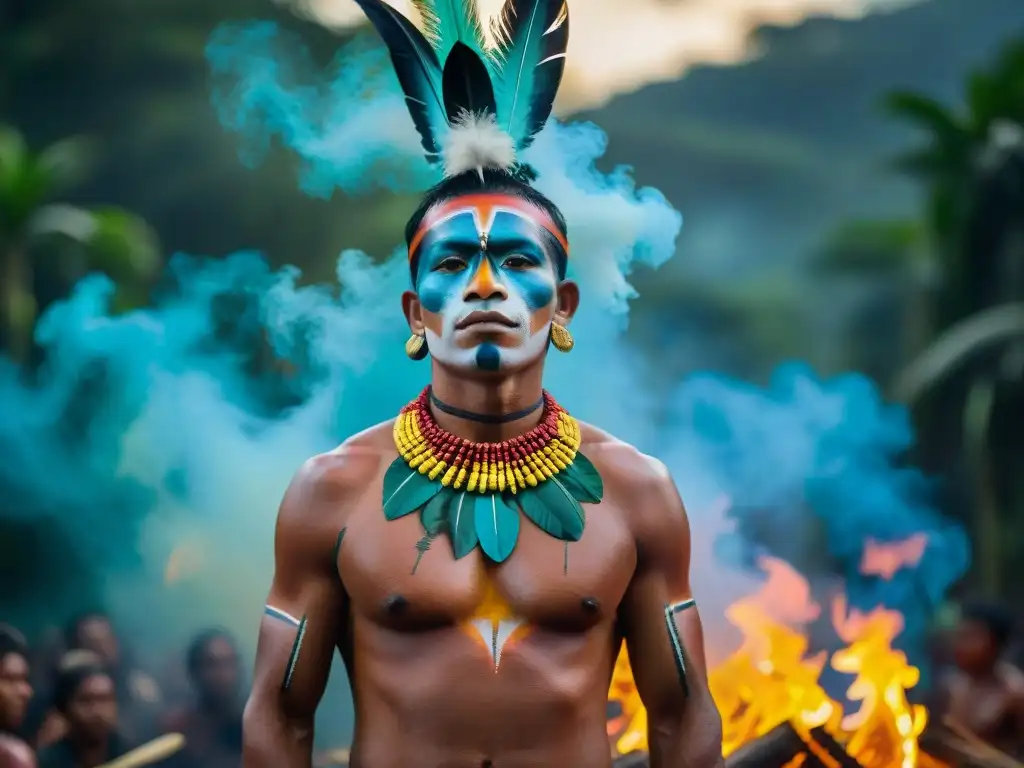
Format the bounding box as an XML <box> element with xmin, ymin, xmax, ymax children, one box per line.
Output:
<box><xmin>463</xmin><ymin>257</ymin><xmax>507</xmax><ymax>302</ymax></box>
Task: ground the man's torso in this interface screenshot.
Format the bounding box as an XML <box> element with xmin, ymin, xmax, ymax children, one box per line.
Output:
<box><xmin>328</xmin><ymin>419</ymin><xmax>643</xmax><ymax>768</ymax></box>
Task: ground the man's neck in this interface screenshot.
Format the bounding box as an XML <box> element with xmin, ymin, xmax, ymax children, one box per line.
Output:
<box><xmin>428</xmin><ymin>362</ymin><xmax>545</xmax><ymax>443</ymax></box>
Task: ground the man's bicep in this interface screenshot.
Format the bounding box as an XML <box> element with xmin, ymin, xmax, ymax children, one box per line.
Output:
<box><xmin>248</xmin><ymin>458</ymin><xmax>349</xmax><ymax>724</ymax></box>
<box><xmin>624</xmin><ymin>468</ymin><xmax>707</xmax><ymax>703</ymax></box>
<box><xmin>250</xmin><ymin>566</ymin><xmax>342</xmax><ymax>721</ymax></box>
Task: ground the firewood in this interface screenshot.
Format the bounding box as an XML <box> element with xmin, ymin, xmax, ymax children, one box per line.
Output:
<box><xmin>807</xmin><ymin>726</ymin><xmax>864</xmax><ymax>767</ymax></box>
<box><xmin>725</xmin><ymin>722</ymin><xmax>827</xmax><ymax>768</ymax></box>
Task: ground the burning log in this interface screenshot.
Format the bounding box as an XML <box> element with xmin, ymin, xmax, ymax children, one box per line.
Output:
<box><xmin>807</xmin><ymin>725</ymin><xmax>864</xmax><ymax>768</ymax></box>
<box><xmin>724</xmin><ymin>722</ymin><xmax>830</xmax><ymax>768</ymax></box>
<box><xmin>920</xmin><ymin>722</ymin><xmax>1024</xmax><ymax>768</ymax></box>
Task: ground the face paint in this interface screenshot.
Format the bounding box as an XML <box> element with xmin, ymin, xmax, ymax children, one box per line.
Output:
<box><xmin>411</xmin><ymin>195</ymin><xmax>566</xmax><ymax>373</ymax></box>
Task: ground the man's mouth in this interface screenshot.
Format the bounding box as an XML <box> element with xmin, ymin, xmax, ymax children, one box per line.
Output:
<box><xmin>455</xmin><ymin>310</ymin><xmax>518</xmax><ymax>330</ymax></box>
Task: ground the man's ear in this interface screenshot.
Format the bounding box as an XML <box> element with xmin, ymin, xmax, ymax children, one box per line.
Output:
<box><xmin>402</xmin><ymin>290</ymin><xmax>426</xmax><ymax>334</ymax></box>
<box><xmin>553</xmin><ymin>280</ymin><xmax>580</xmax><ymax>325</ymax></box>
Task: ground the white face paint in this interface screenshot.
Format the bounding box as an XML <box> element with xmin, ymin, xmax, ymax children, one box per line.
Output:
<box><xmin>412</xmin><ymin>196</ymin><xmax>565</xmax><ymax>374</ymax></box>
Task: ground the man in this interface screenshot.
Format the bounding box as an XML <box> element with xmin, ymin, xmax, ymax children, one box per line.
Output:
<box><xmin>0</xmin><ymin>626</ymin><xmax>35</xmax><ymax>768</ymax></box>
<box><xmin>241</xmin><ymin>1</ymin><xmax>723</xmax><ymax>766</ymax></box>
<box><xmin>63</xmin><ymin>613</ymin><xmax>160</xmax><ymax>743</ymax></box>
<box><xmin>36</xmin><ymin>656</ymin><xmax>128</xmax><ymax>768</ymax></box>
<box><xmin>163</xmin><ymin>630</ymin><xmax>243</xmax><ymax>767</ymax></box>
<box><xmin>937</xmin><ymin>601</ymin><xmax>1024</xmax><ymax>756</ymax></box>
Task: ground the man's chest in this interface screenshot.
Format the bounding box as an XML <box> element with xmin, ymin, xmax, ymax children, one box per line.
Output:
<box><xmin>337</xmin><ymin>495</ymin><xmax>637</xmax><ymax>638</ymax></box>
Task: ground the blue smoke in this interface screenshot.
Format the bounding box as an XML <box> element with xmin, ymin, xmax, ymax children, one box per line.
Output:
<box><xmin>0</xmin><ymin>17</ymin><xmax>967</xmax><ymax>736</ymax></box>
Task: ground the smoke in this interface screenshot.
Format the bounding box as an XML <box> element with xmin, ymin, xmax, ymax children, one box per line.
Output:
<box><xmin>0</xmin><ymin>16</ymin><xmax>965</xmax><ymax>732</ymax></box>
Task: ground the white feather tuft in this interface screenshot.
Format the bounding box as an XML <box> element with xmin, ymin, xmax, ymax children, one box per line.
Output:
<box><xmin>441</xmin><ymin>111</ymin><xmax>517</xmax><ymax>180</ymax></box>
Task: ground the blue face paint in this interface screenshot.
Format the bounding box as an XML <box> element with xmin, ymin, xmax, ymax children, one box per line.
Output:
<box><xmin>475</xmin><ymin>343</ymin><xmax>501</xmax><ymax>371</ymax></box>
<box><xmin>413</xmin><ymin>206</ymin><xmax>563</xmax><ymax>372</ymax></box>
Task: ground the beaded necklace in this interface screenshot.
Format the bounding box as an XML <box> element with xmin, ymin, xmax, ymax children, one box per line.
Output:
<box><xmin>382</xmin><ymin>387</ymin><xmax>604</xmax><ymax>563</ymax></box>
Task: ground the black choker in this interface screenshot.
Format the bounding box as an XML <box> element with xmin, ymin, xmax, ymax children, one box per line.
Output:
<box><xmin>428</xmin><ymin>387</ymin><xmax>545</xmax><ymax>425</ymax></box>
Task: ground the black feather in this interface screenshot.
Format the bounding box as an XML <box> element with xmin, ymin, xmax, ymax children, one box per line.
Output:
<box><xmin>441</xmin><ymin>42</ymin><xmax>498</xmax><ymax>125</ymax></box>
<box><xmin>351</xmin><ymin>0</ymin><xmax>446</xmax><ymax>157</ymax></box>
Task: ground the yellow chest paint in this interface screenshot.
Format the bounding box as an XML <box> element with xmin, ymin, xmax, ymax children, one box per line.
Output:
<box><xmin>467</xmin><ymin>575</ymin><xmax>528</xmax><ymax>671</ymax></box>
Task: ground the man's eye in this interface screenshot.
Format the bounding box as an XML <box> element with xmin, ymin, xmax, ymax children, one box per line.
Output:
<box><xmin>503</xmin><ymin>255</ymin><xmax>533</xmax><ymax>270</ymax></box>
<box><xmin>435</xmin><ymin>257</ymin><xmax>467</xmax><ymax>273</ymax></box>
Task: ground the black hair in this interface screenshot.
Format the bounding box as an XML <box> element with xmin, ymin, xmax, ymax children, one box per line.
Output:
<box><xmin>961</xmin><ymin>600</ymin><xmax>1014</xmax><ymax>649</ymax></box>
<box><xmin>52</xmin><ymin>659</ymin><xmax>110</xmax><ymax>714</ymax></box>
<box><xmin>63</xmin><ymin>611</ymin><xmax>110</xmax><ymax>650</ymax></box>
<box><xmin>405</xmin><ymin>167</ymin><xmax>569</xmax><ymax>281</ymax></box>
<box><xmin>185</xmin><ymin>628</ymin><xmax>236</xmax><ymax>679</ymax></box>
<box><xmin>0</xmin><ymin>625</ymin><xmax>28</xmax><ymax>664</ymax></box>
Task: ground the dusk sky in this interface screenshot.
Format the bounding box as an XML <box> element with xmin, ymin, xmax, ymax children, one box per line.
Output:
<box><xmin>286</xmin><ymin>0</ymin><xmax>923</xmax><ymax>109</ymax></box>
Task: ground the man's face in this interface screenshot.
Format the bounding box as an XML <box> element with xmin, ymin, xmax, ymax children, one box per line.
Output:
<box><xmin>0</xmin><ymin>652</ymin><xmax>32</xmax><ymax>730</ymax></box>
<box><xmin>194</xmin><ymin>636</ymin><xmax>240</xmax><ymax>704</ymax></box>
<box><xmin>75</xmin><ymin>617</ymin><xmax>119</xmax><ymax>667</ymax></box>
<box><xmin>407</xmin><ymin>194</ymin><xmax>572</xmax><ymax>374</ymax></box>
<box><xmin>952</xmin><ymin>619</ymin><xmax>997</xmax><ymax>673</ymax></box>
<box><xmin>66</xmin><ymin>673</ymin><xmax>117</xmax><ymax>740</ymax></box>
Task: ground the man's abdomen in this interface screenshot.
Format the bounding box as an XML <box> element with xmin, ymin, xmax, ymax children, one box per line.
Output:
<box><xmin>347</xmin><ymin>623</ymin><xmax>615</xmax><ymax>768</ymax></box>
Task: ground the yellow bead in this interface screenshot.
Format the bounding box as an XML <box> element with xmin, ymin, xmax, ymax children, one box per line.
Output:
<box><xmin>468</xmin><ymin>471</ymin><xmax>479</xmax><ymax>492</ymax></box>
<box><xmin>455</xmin><ymin>466</ymin><xmax>467</xmax><ymax>489</ymax></box>
<box><xmin>488</xmin><ymin>470</ymin><xmax>498</xmax><ymax>491</ymax></box>
<box><xmin>506</xmin><ymin>467</ymin><xmax>517</xmax><ymax>493</ymax></box>
<box><xmin>496</xmin><ymin>469</ymin><xmax>505</xmax><ymax>492</ymax></box>
<box><xmin>539</xmin><ymin>462</ymin><xmax>553</xmax><ymax>478</ymax></box>
<box><xmin>429</xmin><ymin>460</ymin><xmax>446</xmax><ymax>480</ymax></box>
<box><xmin>419</xmin><ymin>456</ymin><xmax>437</xmax><ymax>474</ymax></box>
<box><xmin>441</xmin><ymin>465</ymin><xmax>458</xmax><ymax>486</ymax></box>
<box><xmin>525</xmin><ymin>472</ymin><xmax>538</xmax><ymax>487</ymax></box>
<box><xmin>409</xmin><ymin>454</ymin><xmax>425</xmax><ymax>468</ymax></box>
<box><xmin>513</xmin><ymin>467</ymin><xmax>526</xmax><ymax>488</ymax></box>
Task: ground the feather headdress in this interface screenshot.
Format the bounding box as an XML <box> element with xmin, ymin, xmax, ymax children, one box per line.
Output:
<box><xmin>351</xmin><ymin>0</ymin><xmax>569</xmax><ymax>179</ymax></box>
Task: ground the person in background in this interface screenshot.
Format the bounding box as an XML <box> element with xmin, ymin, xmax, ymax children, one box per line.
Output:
<box><xmin>937</xmin><ymin>601</ymin><xmax>1024</xmax><ymax>756</ymax></box>
<box><xmin>163</xmin><ymin>629</ymin><xmax>243</xmax><ymax>768</ymax></box>
<box><xmin>63</xmin><ymin>613</ymin><xmax>161</xmax><ymax>743</ymax></box>
<box><xmin>0</xmin><ymin>626</ymin><xmax>35</xmax><ymax>768</ymax></box>
<box><xmin>36</xmin><ymin>656</ymin><xmax>129</xmax><ymax>768</ymax></box>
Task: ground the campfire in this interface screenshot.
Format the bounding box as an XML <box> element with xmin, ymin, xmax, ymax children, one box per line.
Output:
<box><xmin>606</xmin><ymin>554</ymin><xmax>950</xmax><ymax>768</ymax></box>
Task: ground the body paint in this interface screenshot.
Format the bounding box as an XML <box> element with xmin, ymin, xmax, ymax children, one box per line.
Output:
<box><xmin>411</xmin><ymin>195</ymin><xmax>565</xmax><ymax>374</ymax></box>
<box><xmin>264</xmin><ymin>605</ymin><xmax>301</xmax><ymax>628</ymax></box>
<box><xmin>664</xmin><ymin>598</ymin><xmax>696</xmax><ymax>696</ymax></box>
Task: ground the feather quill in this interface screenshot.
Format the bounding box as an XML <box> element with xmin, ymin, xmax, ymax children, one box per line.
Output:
<box><xmin>490</xmin><ymin>0</ymin><xmax>569</xmax><ymax>149</ymax></box>
<box><xmin>351</xmin><ymin>0</ymin><xmax>447</xmax><ymax>158</ymax></box>
<box><xmin>412</xmin><ymin>0</ymin><xmax>490</xmax><ymax>61</ymax></box>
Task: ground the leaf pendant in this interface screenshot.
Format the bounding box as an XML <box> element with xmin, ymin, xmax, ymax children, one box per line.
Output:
<box><xmin>382</xmin><ymin>457</ymin><xmax>442</xmax><ymax>520</ymax></box>
<box><xmin>559</xmin><ymin>452</ymin><xmax>604</xmax><ymax>503</ymax></box>
<box><xmin>447</xmin><ymin>492</ymin><xmax>479</xmax><ymax>559</ymax></box>
<box><xmin>516</xmin><ymin>477</ymin><xmax>585</xmax><ymax>542</ymax></box>
<box><xmin>473</xmin><ymin>492</ymin><xmax>520</xmax><ymax>563</ymax></box>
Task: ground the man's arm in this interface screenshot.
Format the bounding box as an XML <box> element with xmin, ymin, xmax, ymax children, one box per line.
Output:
<box><xmin>618</xmin><ymin>454</ymin><xmax>724</xmax><ymax>768</ymax></box>
<box><xmin>242</xmin><ymin>450</ymin><xmax>363</xmax><ymax>767</ymax></box>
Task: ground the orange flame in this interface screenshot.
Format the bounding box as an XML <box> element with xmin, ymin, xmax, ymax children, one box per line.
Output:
<box><xmin>607</xmin><ymin>554</ymin><xmax>947</xmax><ymax>766</ymax></box>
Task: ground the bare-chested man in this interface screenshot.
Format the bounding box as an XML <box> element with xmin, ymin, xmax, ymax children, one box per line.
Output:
<box><xmin>241</xmin><ymin>1</ymin><xmax>724</xmax><ymax>766</ymax></box>
<box><xmin>938</xmin><ymin>602</ymin><xmax>1024</xmax><ymax>757</ymax></box>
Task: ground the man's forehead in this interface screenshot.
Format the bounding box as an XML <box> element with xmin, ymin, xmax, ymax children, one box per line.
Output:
<box><xmin>409</xmin><ymin>193</ymin><xmax>569</xmax><ymax>257</ymax></box>
<box><xmin>429</xmin><ymin>207</ymin><xmax>542</xmax><ymax>240</ymax></box>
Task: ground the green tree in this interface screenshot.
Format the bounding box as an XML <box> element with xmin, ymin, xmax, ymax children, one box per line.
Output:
<box><xmin>881</xmin><ymin>39</ymin><xmax>1024</xmax><ymax>596</ymax></box>
<box><xmin>0</xmin><ymin>125</ymin><xmax>160</xmax><ymax>361</ymax></box>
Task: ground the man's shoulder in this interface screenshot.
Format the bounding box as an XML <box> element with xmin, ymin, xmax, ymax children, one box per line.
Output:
<box><xmin>293</xmin><ymin>419</ymin><xmax>397</xmax><ymax>496</ymax></box>
<box><xmin>577</xmin><ymin>421</ymin><xmax>673</xmax><ymax>491</ymax></box>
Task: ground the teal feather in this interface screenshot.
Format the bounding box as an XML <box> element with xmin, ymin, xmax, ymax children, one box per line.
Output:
<box><xmin>412</xmin><ymin>0</ymin><xmax>489</xmax><ymax>61</ymax></box>
<box><xmin>474</xmin><ymin>493</ymin><xmax>520</xmax><ymax>563</ymax></box>
<box><xmin>447</xmin><ymin>492</ymin><xmax>479</xmax><ymax>559</ymax></box>
<box><xmin>515</xmin><ymin>475</ymin><xmax>584</xmax><ymax>541</ymax></box>
<box><xmin>489</xmin><ymin>0</ymin><xmax>569</xmax><ymax>148</ymax></box>
<box><xmin>351</xmin><ymin>0</ymin><xmax>446</xmax><ymax>158</ymax></box>
<box><xmin>381</xmin><ymin>457</ymin><xmax>442</xmax><ymax>520</ymax></box>
<box><xmin>558</xmin><ymin>452</ymin><xmax>603</xmax><ymax>503</ymax></box>
<box><xmin>420</xmin><ymin>488</ymin><xmax>452</xmax><ymax>534</ymax></box>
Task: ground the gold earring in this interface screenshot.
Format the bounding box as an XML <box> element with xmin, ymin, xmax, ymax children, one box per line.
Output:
<box><xmin>550</xmin><ymin>323</ymin><xmax>574</xmax><ymax>353</ymax></box>
<box><xmin>405</xmin><ymin>334</ymin><xmax>428</xmax><ymax>360</ymax></box>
